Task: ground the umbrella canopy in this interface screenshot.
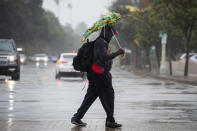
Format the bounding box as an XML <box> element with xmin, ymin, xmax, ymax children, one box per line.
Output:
<box><xmin>81</xmin><ymin>12</ymin><xmax>121</xmax><ymax>43</ymax></box>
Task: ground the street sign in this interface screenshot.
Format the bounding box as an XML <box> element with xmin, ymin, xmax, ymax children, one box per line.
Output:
<box><xmin>159</xmin><ymin>31</ymin><xmax>168</xmax><ymax>38</ymax></box>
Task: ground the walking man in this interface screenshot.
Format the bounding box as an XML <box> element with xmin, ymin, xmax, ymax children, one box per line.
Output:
<box><xmin>71</xmin><ymin>24</ymin><xmax>125</xmax><ymax>128</ymax></box>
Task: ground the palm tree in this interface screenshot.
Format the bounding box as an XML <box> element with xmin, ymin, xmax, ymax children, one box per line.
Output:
<box><xmin>67</xmin><ymin>3</ymin><xmax>72</xmax><ymax>24</ymax></box>
<box><xmin>54</xmin><ymin>0</ymin><xmax>60</xmax><ymax>18</ymax></box>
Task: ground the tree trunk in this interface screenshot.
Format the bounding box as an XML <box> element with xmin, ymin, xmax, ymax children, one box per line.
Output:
<box><xmin>155</xmin><ymin>43</ymin><xmax>161</xmax><ymax>68</ymax></box>
<box><xmin>167</xmin><ymin>36</ymin><xmax>173</xmax><ymax>76</ymax></box>
<box><xmin>146</xmin><ymin>47</ymin><xmax>151</xmax><ymax>72</ymax></box>
<box><xmin>135</xmin><ymin>47</ymin><xmax>138</xmax><ymax>68</ymax></box>
<box><xmin>184</xmin><ymin>40</ymin><xmax>190</xmax><ymax>76</ymax></box>
<box><xmin>168</xmin><ymin>47</ymin><xmax>172</xmax><ymax>76</ymax></box>
<box><xmin>184</xmin><ymin>19</ymin><xmax>194</xmax><ymax>76</ymax></box>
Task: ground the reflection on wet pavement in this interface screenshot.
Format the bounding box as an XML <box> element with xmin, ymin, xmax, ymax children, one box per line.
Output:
<box><xmin>0</xmin><ymin>64</ymin><xmax>197</xmax><ymax>130</ymax></box>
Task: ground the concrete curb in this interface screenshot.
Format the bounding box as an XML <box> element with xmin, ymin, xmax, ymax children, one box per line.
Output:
<box><xmin>146</xmin><ymin>73</ymin><xmax>197</xmax><ymax>86</ymax></box>
<box><xmin>120</xmin><ymin>66</ymin><xmax>197</xmax><ymax>86</ymax></box>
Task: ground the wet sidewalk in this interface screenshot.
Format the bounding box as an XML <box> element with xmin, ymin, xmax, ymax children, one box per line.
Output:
<box><xmin>0</xmin><ymin>119</ymin><xmax>197</xmax><ymax>131</ymax></box>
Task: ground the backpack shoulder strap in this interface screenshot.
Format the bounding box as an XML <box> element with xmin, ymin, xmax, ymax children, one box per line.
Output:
<box><xmin>93</xmin><ymin>38</ymin><xmax>102</xmax><ymax>63</ymax></box>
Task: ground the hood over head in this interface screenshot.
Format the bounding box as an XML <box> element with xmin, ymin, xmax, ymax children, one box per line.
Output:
<box><xmin>100</xmin><ymin>25</ymin><xmax>118</xmax><ymax>43</ymax></box>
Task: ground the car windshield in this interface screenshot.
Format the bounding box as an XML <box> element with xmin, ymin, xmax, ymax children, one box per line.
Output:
<box><xmin>0</xmin><ymin>41</ymin><xmax>14</xmax><ymax>52</ymax></box>
<box><xmin>63</xmin><ymin>55</ymin><xmax>75</xmax><ymax>58</ymax></box>
<box><xmin>20</xmin><ymin>54</ymin><xmax>25</xmax><ymax>57</ymax></box>
<box><xmin>183</xmin><ymin>54</ymin><xmax>194</xmax><ymax>58</ymax></box>
<box><xmin>35</xmin><ymin>54</ymin><xmax>47</xmax><ymax>57</ymax></box>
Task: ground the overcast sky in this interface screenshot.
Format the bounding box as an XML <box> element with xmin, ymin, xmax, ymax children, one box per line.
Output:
<box><xmin>42</xmin><ymin>0</ymin><xmax>114</xmax><ymax>28</ymax></box>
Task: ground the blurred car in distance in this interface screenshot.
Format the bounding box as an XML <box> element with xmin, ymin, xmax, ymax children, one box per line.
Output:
<box><xmin>31</xmin><ymin>53</ymin><xmax>48</xmax><ymax>62</ymax></box>
<box><xmin>190</xmin><ymin>54</ymin><xmax>197</xmax><ymax>63</ymax></box>
<box><xmin>0</xmin><ymin>39</ymin><xmax>20</xmax><ymax>80</ymax></box>
<box><xmin>19</xmin><ymin>54</ymin><xmax>27</xmax><ymax>64</ymax></box>
<box><xmin>30</xmin><ymin>53</ymin><xmax>48</xmax><ymax>67</ymax></box>
<box><xmin>179</xmin><ymin>53</ymin><xmax>197</xmax><ymax>62</ymax></box>
<box><xmin>55</xmin><ymin>53</ymin><xmax>85</xmax><ymax>79</ymax></box>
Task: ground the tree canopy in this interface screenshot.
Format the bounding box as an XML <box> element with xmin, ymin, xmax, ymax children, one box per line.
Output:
<box><xmin>109</xmin><ymin>0</ymin><xmax>197</xmax><ymax>76</ymax></box>
<box><xmin>0</xmin><ymin>0</ymin><xmax>79</xmax><ymax>55</ymax></box>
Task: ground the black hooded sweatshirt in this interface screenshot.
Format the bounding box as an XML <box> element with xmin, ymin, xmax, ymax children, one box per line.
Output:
<box><xmin>93</xmin><ymin>25</ymin><xmax>120</xmax><ymax>73</ymax></box>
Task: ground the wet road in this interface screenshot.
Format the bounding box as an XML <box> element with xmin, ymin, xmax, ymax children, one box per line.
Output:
<box><xmin>0</xmin><ymin>63</ymin><xmax>197</xmax><ymax>131</ymax></box>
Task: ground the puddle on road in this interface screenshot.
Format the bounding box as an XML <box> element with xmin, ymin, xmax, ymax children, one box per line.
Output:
<box><xmin>0</xmin><ymin>100</ymin><xmax>40</xmax><ymax>103</ymax></box>
<box><xmin>146</xmin><ymin>82</ymin><xmax>195</xmax><ymax>91</ymax></box>
<box><xmin>148</xmin><ymin>108</ymin><xmax>197</xmax><ymax>122</ymax></box>
<box><xmin>133</xmin><ymin>82</ymin><xmax>176</xmax><ymax>86</ymax></box>
<box><xmin>181</xmin><ymin>91</ymin><xmax>197</xmax><ymax>94</ymax></box>
<box><xmin>151</xmin><ymin>100</ymin><xmax>193</xmax><ymax>109</ymax></box>
<box><xmin>60</xmin><ymin>78</ymin><xmax>83</xmax><ymax>82</ymax></box>
<box><xmin>117</xmin><ymin>82</ymin><xmax>177</xmax><ymax>86</ymax></box>
<box><xmin>147</xmin><ymin>82</ymin><xmax>176</xmax><ymax>86</ymax></box>
<box><xmin>114</xmin><ymin>76</ymin><xmax>142</xmax><ymax>79</ymax></box>
<box><xmin>146</xmin><ymin>83</ymin><xmax>162</xmax><ymax>86</ymax></box>
<box><xmin>126</xmin><ymin>100</ymin><xmax>197</xmax><ymax>123</ymax></box>
<box><xmin>148</xmin><ymin>119</ymin><xmax>190</xmax><ymax>123</ymax></box>
<box><xmin>165</xmin><ymin>85</ymin><xmax>194</xmax><ymax>90</ymax></box>
<box><xmin>20</xmin><ymin>100</ymin><xmax>41</xmax><ymax>103</ymax></box>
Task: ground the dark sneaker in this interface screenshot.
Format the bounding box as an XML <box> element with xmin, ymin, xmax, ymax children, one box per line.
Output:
<box><xmin>71</xmin><ymin>117</ymin><xmax>87</xmax><ymax>126</ymax></box>
<box><xmin>106</xmin><ymin>121</ymin><xmax>122</xmax><ymax>128</ymax></box>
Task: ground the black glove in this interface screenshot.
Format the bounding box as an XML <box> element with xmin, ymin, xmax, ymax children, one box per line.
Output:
<box><xmin>116</xmin><ymin>48</ymin><xmax>125</xmax><ymax>55</ymax></box>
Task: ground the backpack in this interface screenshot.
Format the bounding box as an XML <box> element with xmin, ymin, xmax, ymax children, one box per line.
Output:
<box><xmin>72</xmin><ymin>39</ymin><xmax>95</xmax><ymax>72</ymax></box>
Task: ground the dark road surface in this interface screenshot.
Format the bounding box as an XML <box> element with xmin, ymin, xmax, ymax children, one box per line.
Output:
<box><xmin>0</xmin><ymin>63</ymin><xmax>197</xmax><ymax>131</ymax></box>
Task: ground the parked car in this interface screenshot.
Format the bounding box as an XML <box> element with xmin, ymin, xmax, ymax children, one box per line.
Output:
<box><xmin>179</xmin><ymin>53</ymin><xmax>197</xmax><ymax>61</ymax></box>
<box><xmin>55</xmin><ymin>53</ymin><xmax>84</xmax><ymax>79</ymax></box>
<box><xmin>19</xmin><ymin>54</ymin><xmax>27</xmax><ymax>64</ymax></box>
<box><xmin>190</xmin><ymin>54</ymin><xmax>197</xmax><ymax>63</ymax></box>
<box><xmin>0</xmin><ymin>39</ymin><xmax>20</xmax><ymax>80</ymax></box>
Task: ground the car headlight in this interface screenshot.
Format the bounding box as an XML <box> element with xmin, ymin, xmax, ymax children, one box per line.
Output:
<box><xmin>20</xmin><ymin>58</ymin><xmax>24</xmax><ymax>63</ymax></box>
<box><xmin>36</xmin><ymin>57</ymin><xmax>40</xmax><ymax>61</ymax></box>
<box><xmin>9</xmin><ymin>55</ymin><xmax>17</xmax><ymax>62</ymax></box>
<box><xmin>44</xmin><ymin>57</ymin><xmax>48</xmax><ymax>61</ymax></box>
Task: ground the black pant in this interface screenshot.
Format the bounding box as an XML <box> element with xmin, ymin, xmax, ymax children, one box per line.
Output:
<box><xmin>73</xmin><ymin>70</ymin><xmax>115</xmax><ymax>122</ymax></box>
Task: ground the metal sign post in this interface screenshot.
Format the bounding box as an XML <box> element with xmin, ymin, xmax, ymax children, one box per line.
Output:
<box><xmin>159</xmin><ymin>32</ymin><xmax>168</xmax><ymax>75</ymax></box>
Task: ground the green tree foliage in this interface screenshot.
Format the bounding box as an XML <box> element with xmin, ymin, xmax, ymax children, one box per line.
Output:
<box><xmin>109</xmin><ymin>0</ymin><xmax>197</xmax><ymax>76</ymax></box>
<box><xmin>0</xmin><ymin>0</ymin><xmax>79</xmax><ymax>55</ymax></box>
<box><xmin>0</xmin><ymin>0</ymin><xmax>45</xmax><ymax>42</ymax></box>
<box><xmin>151</xmin><ymin>0</ymin><xmax>197</xmax><ymax>76</ymax></box>
<box><xmin>134</xmin><ymin>9</ymin><xmax>161</xmax><ymax>68</ymax></box>
<box><xmin>109</xmin><ymin>0</ymin><xmax>135</xmax><ymax>47</ymax></box>
<box><xmin>109</xmin><ymin>0</ymin><xmax>156</xmax><ymax>68</ymax></box>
